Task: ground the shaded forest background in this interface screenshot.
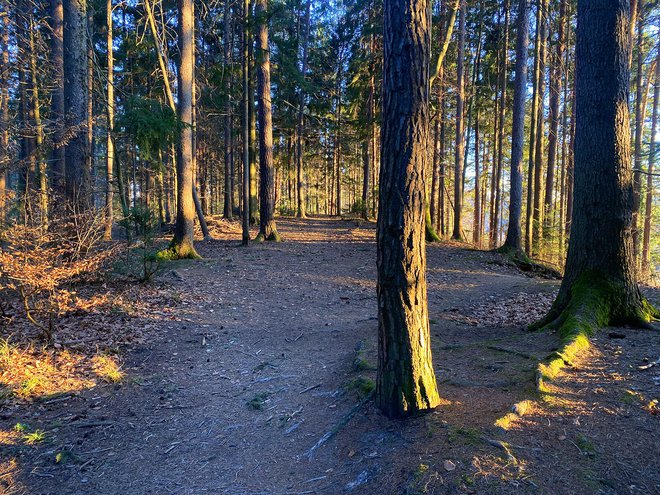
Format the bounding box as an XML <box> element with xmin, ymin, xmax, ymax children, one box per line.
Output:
<box><xmin>0</xmin><ymin>0</ymin><xmax>658</xmax><ymax>273</ymax></box>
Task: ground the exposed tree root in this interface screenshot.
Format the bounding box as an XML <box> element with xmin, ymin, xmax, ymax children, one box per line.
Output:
<box><xmin>303</xmin><ymin>390</ymin><xmax>374</xmax><ymax>460</ymax></box>
<box><xmin>495</xmin><ymin>245</ymin><xmax>562</xmax><ymax>279</ymax></box>
<box><xmin>530</xmin><ymin>273</ymin><xmax>658</xmax><ymax>394</ymax></box>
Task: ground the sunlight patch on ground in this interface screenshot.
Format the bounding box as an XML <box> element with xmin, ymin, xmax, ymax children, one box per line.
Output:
<box><xmin>0</xmin><ymin>340</ymin><xmax>123</xmax><ymax>401</ymax></box>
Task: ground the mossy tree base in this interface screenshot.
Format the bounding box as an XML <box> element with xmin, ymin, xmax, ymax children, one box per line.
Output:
<box><xmin>531</xmin><ymin>272</ymin><xmax>658</xmax><ymax>393</ymax></box>
<box><xmin>160</xmin><ymin>237</ymin><xmax>201</xmax><ymax>260</ymax></box>
<box><xmin>254</xmin><ymin>230</ymin><xmax>282</xmax><ymax>242</ymax></box>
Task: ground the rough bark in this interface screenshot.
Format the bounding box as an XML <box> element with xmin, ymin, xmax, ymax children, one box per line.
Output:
<box><xmin>377</xmin><ymin>0</ymin><xmax>440</xmax><ymax>418</ymax></box>
<box><xmin>534</xmin><ymin>0</ymin><xmax>658</xmax><ymax>371</ymax></box>
<box><xmin>63</xmin><ymin>0</ymin><xmax>89</xmax><ymax>208</ymax></box>
<box><xmin>255</xmin><ymin>0</ymin><xmax>280</xmax><ymax>241</ymax></box>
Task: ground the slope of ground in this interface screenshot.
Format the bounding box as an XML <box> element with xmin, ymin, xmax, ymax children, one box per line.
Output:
<box><xmin>1</xmin><ymin>218</ymin><xmax>657</xmax><ymax>495</ymax></box>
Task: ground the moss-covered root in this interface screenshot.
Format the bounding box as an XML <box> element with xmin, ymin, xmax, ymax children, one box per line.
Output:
<box><xmin>532</xmin><ymin>274</ymin><xmax>658</xmax><ymax>394</ymax></box>
<box><xmin>160</xmin><ymin>238</ymin><xmax>202</xmax><ymax>260</ymax></box>
<box><xmin>254</xmin><ymin>230</ymin><xmax>283</xmax><ymax>243</ymax></box>
<box><xmin>495</xmin><ymin>244</ymin><xmax>562</xmax><ymax>279</ymax></box>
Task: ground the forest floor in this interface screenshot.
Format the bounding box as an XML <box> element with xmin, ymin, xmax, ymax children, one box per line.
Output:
<box><xmin>0</xmin><ymin>218</ymin><xmax>658</xmax><ymax>495</ymax></box>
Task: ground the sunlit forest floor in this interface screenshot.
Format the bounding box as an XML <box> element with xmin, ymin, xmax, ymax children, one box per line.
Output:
<box><xmin>1</xmin><ymin>218</ymin><xmax>658</xmax><ymax>495</ymax></box>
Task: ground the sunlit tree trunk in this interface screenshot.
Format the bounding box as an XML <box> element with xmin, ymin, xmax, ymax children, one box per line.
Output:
<box><xmin>631</xmin><ymin>0</ymin><xmax>645</xmax><ymax>265</ymax></box>
<box><xmin>536</xmin><ymin>0</ymin><xmax>658</xmax><ymax>337</ymax></box>
<box><xmin>50</xmin><ymin>0</ymin><xmax>65</xmax><ymax>194</ymax></box>
<box><xmin>255</xmin><ymin>0</ymin><xmax>279</xmax><ymax>241</ymax></box>
<box><xmin>452</xmin><ymin>0</ymin><xmax>465</xmax><ymax>241</ymax></box>
<box><xmin>377</xmin><ymin>0</ymin><xmax>440</xmax><ymax>418</ymax></box>
<box><xmin>641</xmin><ymin>51</ymin><xmax>659</xmax><ymax>277</ymax></box>
<box><xmin>171</xmin><ymin>0</ymin><xmax>198</xmax><ymax>258</ymax></box>
<box><xmin>105</xmin><ymin>0</ymin><xmax>114</xmax><ymax>239</ymax></box>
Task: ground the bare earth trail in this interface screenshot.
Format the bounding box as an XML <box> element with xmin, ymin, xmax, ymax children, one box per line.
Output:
<box><xmin>3</xmin><ymin>219</ymin><xmax>659</xmax><ymax>495</ymax></box>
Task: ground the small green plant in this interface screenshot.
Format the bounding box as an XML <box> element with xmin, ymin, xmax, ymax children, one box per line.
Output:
<box><xmin>23</xmin><ymin>429</ymin><xmax>46</xmax><ymax>445</ymax></box>
<box><xmin>117</xmin><ymin>205</ymin><xmax>163</xmax><ymax>282</ymax></box>
<box><xmin>247</xmin><ymin>392</ymin><xmax>271</xmax><ymax>410</ymax></box>
<box><xmin>13</xmin><ymin>422</ymin><xmax>28</xmax><ymax>433</ymax></box>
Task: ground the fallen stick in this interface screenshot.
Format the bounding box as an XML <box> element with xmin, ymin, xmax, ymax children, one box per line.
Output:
<box><xmin>299</xmin><ymin>384</ymin><xmax>321</xmax><ymax>394</ymax></box>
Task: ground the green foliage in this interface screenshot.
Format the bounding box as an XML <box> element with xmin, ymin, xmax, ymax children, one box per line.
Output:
<box><xmin>119</xmin><ymin>96</ymin><xmax>179</xmax><ymax>166</ymax></box>
<box><xmin>116</xmin><ymin>205</ymin><xmax>163</xmax><ymax>282</ymax></box>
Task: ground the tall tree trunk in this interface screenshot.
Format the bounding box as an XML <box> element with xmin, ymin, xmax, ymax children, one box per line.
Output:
<box><xmin>334</xmin><ymin>59</ymin><xmax>343</xmax><ymax>216</ymax></box>
<box><xmin>255</xmin><ymin>0</ymin><xmax>280</xmax><ymax>241</ymax></box>
<box><xmin>296</xmin><ymin>1</ymin><xmax>311</xmax><ymax>218</ymax></box>
<box><xmin>491</xmin><ymin>0</ymin><xmax>510</xmax><ymax>248</ymax></box>
<box><xmin>28</xmin><ymin>18</ymin><xmax>47</xmax><ymax>224</ymax></box>
<box><xmin>63</xmin><ymin>0</ymin><xmax>89</xmax><ymax>207</ymax></box>
<box><xmin>86</xmin><ymin>7</ymin><xmax>93</xmax><ymax>197</ymax></box>
<box><xmin>631</xmin><ymin>0</ymin><xmax>645</xmax><ymax>265</ymax></box>
<box><xmin>641</xmin><ymin>51</ymin><xmax>659</xmax><ymax>277</ymax></box>
<box><xmin>362</xmin><ymin>21</ymin><xmax>375</xmax><ymax>222</ymax></box>
<box><xmin>473</xmin><ymin>112</ymin><xmax>481</xmax><ymax>246</ymax></box>
<box><xmin>171</xmin><ymin>0</ymin><xmax>198</xmax><ymax>258</ymax></box>
<box><xmin>534</xmin><ymin>0</ymin><xmax>658</xmax><ymax>376</ymax></box>
<box><xmin>105</xmin><ymin>0</ymin><xmax>114</xmax><ymax>239</ymax></box>
<box><xmin>377</xmin><ymin>0</ymin><xmax>440</xmax><ymax>418</ymax></box>
<box><xmin>0</xmin><ymin>2</ymin><xmax>8</xmax><ymax>221</ymax></box>
<box><xmin>543</xmin><ymin>0</ymin><xmax>567</xmax><ymax>248</ymax></box>
<box><xmin>50</xmin><ymin>0</ymin><xmax>65</xmax><ymax>194</ymax></box>
<box><xmin>526</xmin><ymin>0</ymin><xmax>543</xmax><ymax>253</ymax></box>
<box><xmin>241</xmin><ymin>0</ymin><xmax>250</xmax><ymax>245</ymax></box>
<box><xmin>531</xmin><ymin>0</ymin><xmax>547</xmax><ymax>257</ymax></box>
<box><xmin>248</xmin><ymin>15</ymin><xmax>258</xmax><ymax>225</ymax></box>
<box><xmin>223</xmin><ymin>3</ymin><xmax>234</xmax><ymax>219</ymax></box>
<box><xmin>502</xmin><ymin>0</ymin><xmax>529</xmax><ymax>253</ymax></box>
<box><xmin>452</xmin><ymin>0</ymin><xmax>465</xmax><ymax>241</ymax></box>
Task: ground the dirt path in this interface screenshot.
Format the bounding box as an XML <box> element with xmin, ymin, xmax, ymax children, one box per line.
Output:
<box><xmin>2</xmin><ymin>219</ymin><xmax>658</xmax><ymax>495</ymax></box>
